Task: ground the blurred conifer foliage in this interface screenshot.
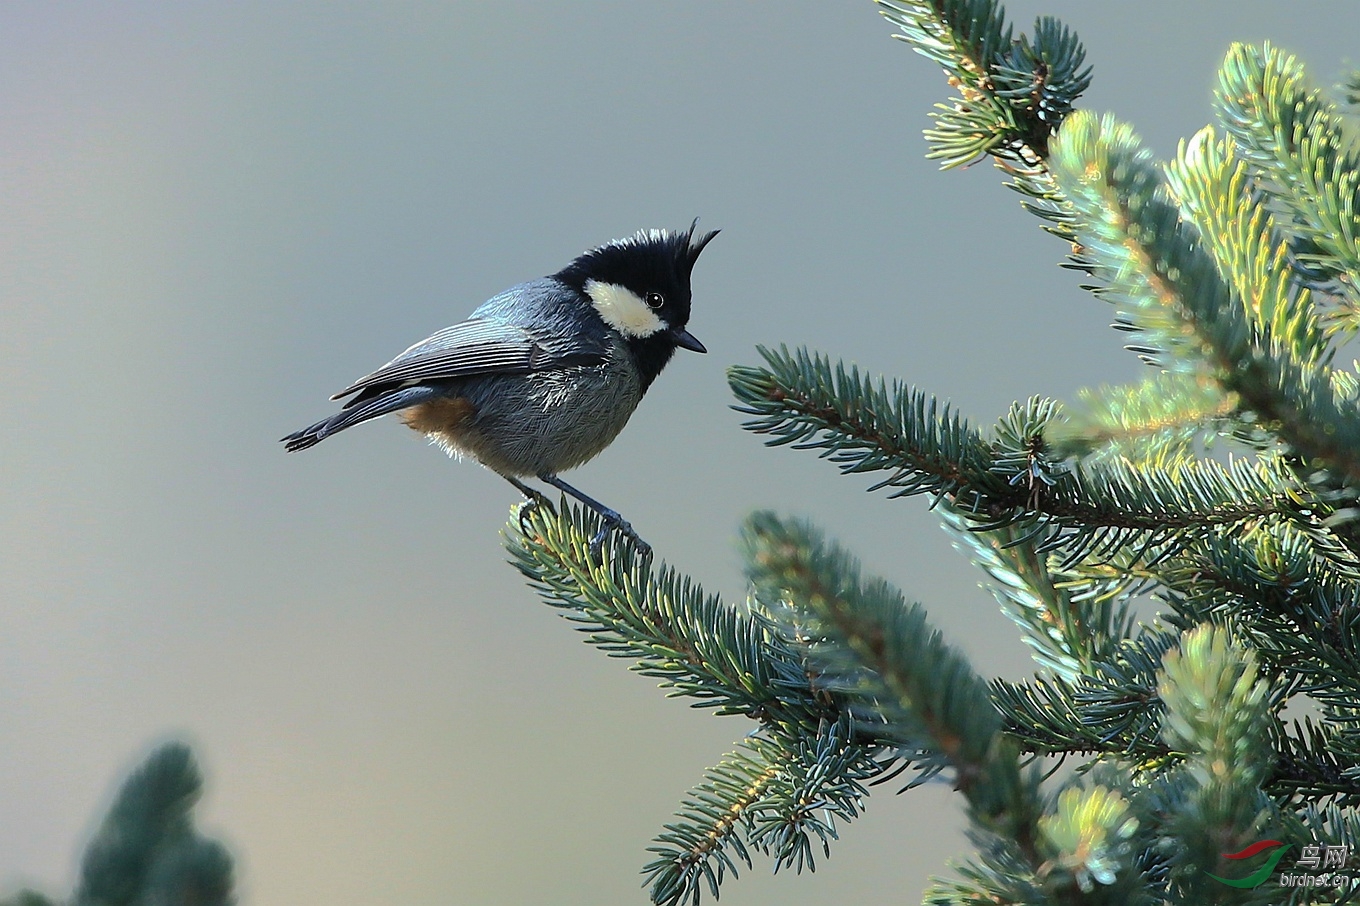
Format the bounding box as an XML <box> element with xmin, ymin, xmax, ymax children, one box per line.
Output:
<box><xmin>3</xmin><ymin>744</ymin><xmax>233</xmax><ymax>906</ymax></box>
<box><xmin>508</xmin><ymin>2</ymin><xmax>1360</xmax><ymax>903</ymax></box>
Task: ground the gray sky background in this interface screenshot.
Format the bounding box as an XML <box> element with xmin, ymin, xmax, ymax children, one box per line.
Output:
<box><xmin>3</xmin><ymin>3</ymin><xmax>1356</xmax><ymax>904</ymax></box>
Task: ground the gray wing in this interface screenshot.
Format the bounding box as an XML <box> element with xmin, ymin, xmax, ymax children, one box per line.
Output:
<box><xmin>331</xmin><ymin>317</ymin><xmax>605</xmax><ymax>406</ymax></box>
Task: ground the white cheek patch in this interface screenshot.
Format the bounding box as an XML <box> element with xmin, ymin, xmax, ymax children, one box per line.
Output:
<box><xmin>584</xmin><ymin>279</ymin><xmax>666</xmax><ymax>338</ymax></box>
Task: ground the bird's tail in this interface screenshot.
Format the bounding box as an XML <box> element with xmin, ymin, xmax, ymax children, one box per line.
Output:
<box><xmin>281</xmin><ymin>386</ymin><xmax>437</xmax><ymax>452</ymax></box>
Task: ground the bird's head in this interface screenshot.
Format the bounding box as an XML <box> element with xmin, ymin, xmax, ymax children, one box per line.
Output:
<box><xmin>558</xmin><ymin>220</ymin><xmax>718</xmax><ymax>385</ymax></box>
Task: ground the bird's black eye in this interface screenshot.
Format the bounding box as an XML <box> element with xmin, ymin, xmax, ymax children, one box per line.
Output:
<box><xmin>645</xmin><ymin>291</ymin><xmax>665</xmax><ymax>309</ymax></box>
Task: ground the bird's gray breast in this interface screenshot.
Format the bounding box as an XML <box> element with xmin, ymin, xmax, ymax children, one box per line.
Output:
<box><xmin>441</xmin><ymin>337</ymin><xmax>643</xmax><ymax>477</ymax></box>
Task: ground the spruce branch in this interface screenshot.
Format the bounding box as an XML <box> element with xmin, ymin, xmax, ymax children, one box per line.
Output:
<box><xmin>1295</xmin><ymin>800</ymin><xmax>1360</xmax><ymax>864</ymax></box>
<box><xmin>1051</xmin><ymin>109</ymin><xmax>1360</xmax><ymax>496</ymax></box>
<box><xmin>1215</xmin><ymin>44</ymin><xmax>1360</xmax><ymax>339</ymax></box>
<box><xmin>1049</xmin><ymin>112</ymin><xmax>1249</xmax><ymax>374</ymax></box>
<box><xmin>1050</xmin><ymin>372</ymin><xmax>1238</xmax><ymax>462</ymax></box>
<box><xmin>727</xmin><ymin>344</ymin><xmax>992</xmax><ymax>502</ymax></box>
<box><xmin>742</xmin><ymin>716</ymin><xmax>883</xmax><ymax>873</ymax></box>
<box><xmin>1156</xmin><ymin>627</ymin><xmax>1281</xmax><ymax>902</ymax></box>
<box><xmin>1273</xmin><ymin>719</ymin><xmax>1360</xmax><ymax>805</ymax></box>
<box><xmin>994</xmin><ymin>681</ymin><xmax>1360</xmax><ymax>808</ymax></box>
<box><xmin>730</xmin><ymin>346</ymin><xmax>1310</xmax><ymax>566</ymax></box>
<box><xmin>742</xmin><ymin>513</ymin><xmax>1002</xmax><ymax>773</ymax></box>
<box><xmin>642</xmin><ymin>724</ymin><xmax>886</xmax><ymax>906</ymax></box>
<box><xmin>739</xmin><ymin>512</ymin><xmax>1065</xmax><ymax>888</ymax></box>
<box><xmin>875</xmin><ymin>0</ymin><xmax>1089</xmax><ymax>166</ymax></box>
<box><xmin>506</xmin><ymin>499</ymin><xmax>839</xmax><ymax>734</ymax></box>
<box><xmin>2</xmin><ymin>745</ymin><xmax>233</xmax><ymax>906</ymax></box>
<box><xmin>876</xmin><ymin>0</ymin><xmax>1018</xmax><ymax>169</ymax></box>
<box><xmin>878</xmin><ymin>0</ymin><xmax>1093</xmax><ymax>255</ymax></box>
<box><xmin>68</xmin><ymin>743</ymin><xmax>233</xmax><ymax>906</ymax></box>
<box><xmin>741</xmin><ymin>514</ymin><xmax>1165</xmax><ymax>903</ymax></box>
<box><xmin>645</xmin><ymin>742</ymin><xmax>779</xmax><ymax>903</ymax></box>
<box><xmin>1153</xmin><ymin>526</ymin><xmax>1360</xmax><ymax>727</ymax></box>
<box><xmin>1163</xmin><ymin>127</ymin><xmax>1329</xmax><ymax>366</ymax></box>
<box><xmin>504</xmin><ymin>503</ymin><xmax>904</xmax><ymax>905</ymax></box>
<box><xmin>1037</xmin><ymin>786</ymin><xmax>1145</xmax><ymax>898</ymax></box>
<box><xmin>946</xmin><ymin>513</ymin><xmax>1088</xmax><ymax>681</ymax></box>
<box><xmin>1158</xmin><ymin>628</ymin><xmax>1273</xmax><ymax>788</ymax></box>
<box><xmin>992</xmin><ymin>630</ymin><xmax>1177</xmax><ymax>765</ymax></box>
<box><xmin>940</xmin><ymin>505</ymin><xmax>1137</xmax><ymax>683</ymax></box>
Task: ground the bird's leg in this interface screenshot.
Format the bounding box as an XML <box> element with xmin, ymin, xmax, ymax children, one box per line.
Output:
<box><xmin>505</xmin><ymin>475</ymin><xmax>554</xmax><ymax>533</ymax></box>
<box><xmin>537</xmin><ymin>473</ymin><xmax>650</xmax><ymax>561</ymax></box>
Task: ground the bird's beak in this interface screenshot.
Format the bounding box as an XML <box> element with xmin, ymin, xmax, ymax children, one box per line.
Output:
<box><xmin>671</xmin><ymin>327</ymin><xmax>707</xmax><ymax>354</ymax></box>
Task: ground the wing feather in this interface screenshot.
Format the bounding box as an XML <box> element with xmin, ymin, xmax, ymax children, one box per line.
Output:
<box><xmin>331</xmin><ymin>317</ymin><xmax>604</xmax><ymax>404</ymax></box>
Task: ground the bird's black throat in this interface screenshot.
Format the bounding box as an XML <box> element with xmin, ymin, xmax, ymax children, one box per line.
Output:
<box><xmin>626</xmin><ymin>333</ymin><xmax>679</xmax><ymax>392</ymax></box>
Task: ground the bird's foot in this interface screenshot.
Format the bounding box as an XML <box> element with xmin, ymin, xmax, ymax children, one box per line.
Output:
<box><xmin>534</xmin><ymin>473</ymin><xmax>651</xmax><ymax>564</ymax></box>
<box><xmin>588</xmin><ymin>515</ymin><xmax>651</xmax><ymax>563</ymax></box>
<box><xmin>530</xmin><ymin>473</ymin><xmax>652</xmax><ymax>565</ymax></box>
<box><xmin>507</xmin><ymin>478</ymin><xmax>556</xmax><ymax>534</ymax></box>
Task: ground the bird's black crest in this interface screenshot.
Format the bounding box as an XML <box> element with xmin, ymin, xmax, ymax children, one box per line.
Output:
<box><xmin>561</xmin><ymin>219</ymin><xmax>719</xmax><ymax>286</ymax></box>
<box><xmin>672</xmin><ymin>218</ymin><xmax>720</xmax><ymax>278</ymax></box>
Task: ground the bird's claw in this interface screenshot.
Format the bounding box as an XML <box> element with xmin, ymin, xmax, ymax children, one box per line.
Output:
<box><xmin>588</xmin><ymin>516</ymin><xmax>651</xmax><ymax>564</ymax></box>
<box><xmin>515</xmin><ymin>489</ymin><xmax>556</xmax><ymax>534</ymax></box>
